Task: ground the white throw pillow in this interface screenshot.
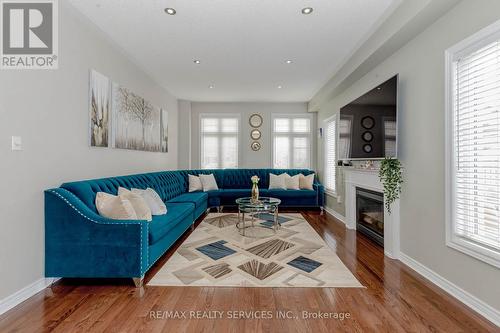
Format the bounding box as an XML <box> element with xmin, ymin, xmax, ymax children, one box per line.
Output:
<box><xmin>188</xmin><ymin>174</ymin><xmax>203</xmax><ymax>192</ymax></box>
<box><xmin>131</xmin><ymin>188</ymin><xmax>167</xmax><ymax>215</ymax></box>
<box><xmin>285</xmin><ymin>174</ymin><xmax>301</xmax><ymax>190</ymax></box>
<box><xmin>95</xmin><ymin>192</ymin><xmax>137</xmax><ymax>220</ymax></box>
<box><xmin>199</xmin><ymin>174</ymin><xmax>219</xmax><ymax>191</ymax></box>
<box><xmin>118</xmin><ymin>187</ymin><xmax>152</xmax><ymax>221</ymax></box>
<box><xmin>299</xmin><ymin>173</ymin><xmax>315</xmax><ymax>190</ymax></box>
<box><xmin>269</xmin><ymin>173</ymin><xmax>287</xmax><ymax>190</ymax></box>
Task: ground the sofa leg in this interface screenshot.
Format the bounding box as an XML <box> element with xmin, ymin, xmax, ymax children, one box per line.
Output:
<box><xmin>220</xmin><ymin>206</ymin><xmax>224</xmax><ymax>213</ymax></box>
<box><xmin>132</xmin><ymin>277</ymin><xmax>143</xmax><ymax>288</ymax></box>
<box><xmin>320</xmin><ymin>206</ymin><xmax>325</xmax><ymax>215</ymax></box>
<box><xmin>191</xmin><ymin>223</ymin><xmax>195</xmax><ymax>231</ymax></box>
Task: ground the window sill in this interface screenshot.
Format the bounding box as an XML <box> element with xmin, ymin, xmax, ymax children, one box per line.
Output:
<box><xmin>446</xmin><ymin>236</ymin><xmax>500</xmax><ymax>269</ymax></box>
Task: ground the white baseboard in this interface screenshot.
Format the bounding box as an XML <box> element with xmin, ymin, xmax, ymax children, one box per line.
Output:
<box><xmin>399</xmin><ymin>252</ymin><xmax>500</xmax><ymax>327</ymax></box>
<box><xmin>323</xmin><ymin>206</ymin><xmax>346</xmax><ymax>224</ymax></box>
<box><xmin>0</xmin><ymin>278</ymin><xmax>60</xmax><ymax>316</ymax></box>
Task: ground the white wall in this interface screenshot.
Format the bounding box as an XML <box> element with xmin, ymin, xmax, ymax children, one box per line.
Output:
<box><xmin>178</xmin><ymin>100</ymin><xmax>192</xmax><ymax>169</ymax></box>
<box><xmin>185</xmin><ymin>102</ymin><xmax>315</xmax><ymax>169</ymax></box>
<box><xmin>316</xmin><ymin>0</ymin><xmax>500</xmax><ymax>312</ymax></box>
<box><xmin>0</xmin><ymin>2</ymin><xmax>178</xmax><ymax>301</ymax></box>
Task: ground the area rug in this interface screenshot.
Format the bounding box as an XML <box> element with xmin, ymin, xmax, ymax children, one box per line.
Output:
<box><xmin>148</xmin><ymin>213</ymin><xmax>363</xmax><ymax>288</ymax></box>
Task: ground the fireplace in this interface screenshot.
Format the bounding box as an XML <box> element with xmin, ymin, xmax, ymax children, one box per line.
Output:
<box><xmin>356</xmin><ymin>187</ymin><xmax>384</xmax><ymax>247</ymax></box>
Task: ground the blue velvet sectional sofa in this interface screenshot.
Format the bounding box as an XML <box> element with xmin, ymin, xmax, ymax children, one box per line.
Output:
<box><xmin>45</xmin><ymin>168</ymin><xmax>324</xmax><ymax>286</ymax></box>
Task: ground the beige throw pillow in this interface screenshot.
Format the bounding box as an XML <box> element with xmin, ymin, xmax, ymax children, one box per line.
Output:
<box><xmin>200</xmin><ymin>174</ymin><xmax>219</xmax><ymax>191</ymax></box>
<box><xmin>118</xmin><ymin>187</ymin><xmax>152</xmax><ymax>221</ymax></box>
<box><xmin>95</xmin><ymin>192</ymin><xmax>137</xmax><ymax>220</ymax></box>
<box><xmin>131</xmin><ymin>188</ymin><xmax>167</xmax><ymax>215</ymax></box>
<box><xmin>285</xmin><ymin>174</ymin><xmax>301</xmax><ymax>190</ymax></box>
<box><xmin>299</xmin><ymin>173</ymin><xmax>315</xmax><ymax>190</ymax></box>
<box><xmin>188</xmin><ymin>174</ymin><xmax>203</xmax><ymax>192</ymax></box>
<box><xmin>269</xmin><ymin>173</ymin><xmax>287</xmax><ymax>190</ymax></box>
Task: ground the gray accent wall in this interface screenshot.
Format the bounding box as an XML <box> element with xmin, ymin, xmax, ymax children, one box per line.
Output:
<box><xmin>0</xmin><ymin>2</ymin><xmax>178</xmax><ymax>301</ymax></box>
<box><xmin>316</xmin><ymin>0</ymin><xmax>500</xmax><ymax>312</ymax></box>
<box><xmin>181</xmin><ymin>102</ymin><xmax>315</xmax><ymax>169</ymax></box>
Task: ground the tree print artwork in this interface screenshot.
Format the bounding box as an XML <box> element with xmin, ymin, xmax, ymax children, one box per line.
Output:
<box><xmin>88</xmin><ymin>70</ymin><xmax>168</xmax><ymax>153</ymax></box>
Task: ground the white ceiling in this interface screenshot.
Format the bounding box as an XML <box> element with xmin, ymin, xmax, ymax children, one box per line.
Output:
<box><xmin>68</xmin><ymin>0</ymin><xmax>398</xmax><ymax>102</ymax></box>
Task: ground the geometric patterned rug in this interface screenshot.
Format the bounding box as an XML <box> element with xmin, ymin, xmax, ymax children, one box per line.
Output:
<box><xmin>148</xmin><ymin>213</ymin><xmax>363</xmax><ymax>288</ymax></box>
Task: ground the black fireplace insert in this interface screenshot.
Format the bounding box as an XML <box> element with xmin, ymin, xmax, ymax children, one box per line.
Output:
<box><xmin>356</xmin><ymin>187</ymin><xmax>384</xmax><ymax>247</ymax></box>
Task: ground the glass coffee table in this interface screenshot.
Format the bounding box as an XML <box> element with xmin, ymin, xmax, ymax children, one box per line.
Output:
<box><xmin>235</xmin><ymin>197</ymin><xmax>281</xmax><ymax>238</ymax></box>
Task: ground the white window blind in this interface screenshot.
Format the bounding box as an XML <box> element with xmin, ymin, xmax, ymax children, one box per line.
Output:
<box><xmin>200</xmin><ymin>115</ymin><xmax>239</xmax><ymax>169</ymax></box>
<box><xmin>324</xmin><ymin>118</ymin><xmax>336</xmax><ymax>193</ymax></box>
<box><xmin>338</xmin><ymin>116</ymin><xmax>352</xmax><ymax>160</ymax></box>
<box><xmin>384</xmin><ymin>119</ymin><xmax>397</xmax><ymax>157</ymax></box>
<box><xmin>447</xmin><ymin>28</ymin><xmax>500</xmax><ymax>267</ymax></box>
<box><xmin>272</xmin><ymin>115</ymin><xmax>312</xmax><ymax>169</ymax></box>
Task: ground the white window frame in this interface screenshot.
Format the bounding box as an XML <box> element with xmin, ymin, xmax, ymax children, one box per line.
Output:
<box><xmin>199</xmin><ymin>113</ymin><xmax>241</xmax><ymax>169</ymax></box>
<box><xmin>271</xmin><ymin>113</ymin><xmax>313</xmax><ymax>169</ymax></box>
<box><xmin>445</xmin><ymin>20</ymin><xmax>500</xmax><ymax>268</ymax></box>
<box><xmin>323</xmin><ymin>114</ymin><xmax>337</xmax><ymax>196</ymax></box>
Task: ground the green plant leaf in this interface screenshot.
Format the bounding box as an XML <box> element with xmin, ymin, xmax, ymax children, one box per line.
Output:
<box><xmin>379</xmin><ymin>157</ymin><xmax>403</xmax><ymax>214</ymax></box>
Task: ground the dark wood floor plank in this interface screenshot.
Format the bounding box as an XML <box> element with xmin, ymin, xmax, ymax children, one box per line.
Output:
<box><xmin>0</xmin><ymin>210</ymin><xmax>496</xmax><ymax>333</ymax></box>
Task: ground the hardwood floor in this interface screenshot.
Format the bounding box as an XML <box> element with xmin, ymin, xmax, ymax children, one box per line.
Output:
<box><xmin>0</xmin><ymin>210</ymin><xmax>496</xmax><ymax>332</ymax></box>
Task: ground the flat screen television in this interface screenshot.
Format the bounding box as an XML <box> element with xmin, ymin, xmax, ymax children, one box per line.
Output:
<box><xmin>338</xmin><ymin>75</ymin><xmax>398</xmax><ymax>160</ymax></box>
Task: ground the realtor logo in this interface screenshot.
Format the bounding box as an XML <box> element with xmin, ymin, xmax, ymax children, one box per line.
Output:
<box><xmin>1</xmin><ymin>0</ymin><xmax>58</xmax><ymax>69</ymax></box>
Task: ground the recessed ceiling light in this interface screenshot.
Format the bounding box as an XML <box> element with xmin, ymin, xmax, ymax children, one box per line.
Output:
<box><xmin>301</xmin><ymin>7</ymin><xmax>313</xmax><ymax>15</ymax></box>
<box><xmin>277</xmin><ymin>85</ymin><xmax>283</xmax><ymax>89</ymax></box>
<box><xmin>377</xmin><ymin>87</ymin><xmax>381</xmax><ymax>90</ymax></box>
<box><xmin>209</xmin><ymin>85</ymin><xmax>214</xmax><ymax>89</ymax></box>
<box><xmin>193</xmin><ymin>60</ymin><xmax>201</xmax><ymax>64</ymax></box>
<box><xmin>285</xmin><ymin>60</ymin><xmax>293</xmax><ymax>64</ymax></box>
<box><xmin>164</xmin><ymin>8</ymin><xmax>176</xmax><ymax>15</ymax></box>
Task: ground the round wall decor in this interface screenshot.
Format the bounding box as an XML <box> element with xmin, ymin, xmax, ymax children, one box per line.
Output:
<box><xmin>363</xmin><ymin>144</ymin><xmax>373</xmax><ymax>153</ymax></box>
<box><xmin>361</xmin><ymin>116</ymin><xmax>375</xmax><ymax>129</ymax></box>
<box><xmin>250</xmin><ymin>129</ymin><xmax>261</xmax><ymax>140</ymax></box>
<box><xmin>362</xmin><ymin>131</ymin><xmax>373</xmax><ymax>142</ymax></box>
<box><xmin>251</xmin><ymin>141</ymin><xmax>261</xmax><ymax>151</ymax></box>
<box><xmin>249</xmin><ymin>114</ymin><xmax>263</xmax><ymax>128</ymax></box>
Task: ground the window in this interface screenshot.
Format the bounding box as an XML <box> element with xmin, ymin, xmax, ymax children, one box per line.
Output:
<box><xmin>383</xmin><ymin>118</ymin><xmax>397</xmax><ymax>157</ymax></box>
<box><xmin>272</xmin><ymin>115</ymin><xmax>312</xmax><ymax>168</ymax></box>
<box><xmin>445</xmin><ymin>22</ymin><xmax>500</xmax><ymax>268</ymax></box>
<box><xmin>324</xmin><ymin>117</ymin><xmax>337</xmax><ymax>194</ymax></box>
<box><xmin>200</xmin><ymin>115</ymin><xmax>239</xmax><ymax>169</ymax></box>
<box><xmin>338</xmin><ymin>115</ymin><xmax>353</xmax><ymax>160</ymax></box>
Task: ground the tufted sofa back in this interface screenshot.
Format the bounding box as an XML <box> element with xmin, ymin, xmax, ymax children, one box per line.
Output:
<box><xmin>147</xmin><ymin>171</ymin><xmax>185</xmax><ymax>202</ymax></box>
<box><xmin>61</xmin><ymin>171</ymin><xmax>183</xmax><ymax>213</ymax></box>
<box><xmin>60</xmin><ymin>168</ymin><xmax>318</xmax><ymax>212</ymax></box>
<box><xmin>222</xmin><ymin>169</ymin><xmax>268</xmax><ymax>188</ymax></box>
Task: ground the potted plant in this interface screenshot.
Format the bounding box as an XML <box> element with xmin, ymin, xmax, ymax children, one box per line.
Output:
<box><xmin>379</xmin><ymin>158</ymin><xmax>403</xmax><ymax>214</ymax></box>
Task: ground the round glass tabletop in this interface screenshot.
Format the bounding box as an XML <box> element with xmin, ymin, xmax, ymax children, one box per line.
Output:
<box><xmin>235</xmin><ymin>197</ymin><xmax>281</xmax><ymax>209</ymax></box>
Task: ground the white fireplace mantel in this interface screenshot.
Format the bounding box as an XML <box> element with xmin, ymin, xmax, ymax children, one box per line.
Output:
<box><xmin>343</xmin><ymin>168</ymin><xmax>400</xmax><ymax>259</ymax></box>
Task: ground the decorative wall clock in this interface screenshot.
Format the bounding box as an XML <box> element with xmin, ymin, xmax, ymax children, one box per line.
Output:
<box><xmin>251</xmin><ymin>141</ymin><xmax>261</xmax><ymax>151</ymax></box>
<box><xmin>361</xmin><ymin>116</ymin><xmax>375</xmax><ymax>129</ymax></box>
<box><xmin>362</xmin><ymin>131</ymin><xmax>373</xmax><ymax>142</ymax></box>
<box><xmin>249</xmin><ymin>114</ymin><xmax>263</xmax><ymax>128</ymax></box>
<box><xmin>250</xmin><ymin>129</ymin><xmax>261</xmax><ymax>140</ymax></box>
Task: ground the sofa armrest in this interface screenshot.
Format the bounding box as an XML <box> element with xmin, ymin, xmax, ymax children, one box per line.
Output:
<box><xmin>313</xmin><ymin>183</ymin><xmax>325</xmax><ymax>207</ymax></box>
<box><xmin>45</xmin><ymin>188</ymin><xmax>149</xmax><ymax>278</ymax></box>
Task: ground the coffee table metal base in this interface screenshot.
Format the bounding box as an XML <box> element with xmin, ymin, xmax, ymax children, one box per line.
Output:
<box><xmin>236</xmin><ymin>207</ymin><xmax>281</xmax><ymax>238</ymax></box>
